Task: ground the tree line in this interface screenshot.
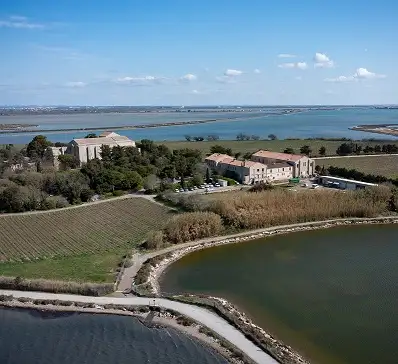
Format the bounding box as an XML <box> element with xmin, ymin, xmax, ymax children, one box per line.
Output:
<box><xmin>0</xmin><ymin>136</ymin><xmax>203</xmax><ymax>213</ymax></box>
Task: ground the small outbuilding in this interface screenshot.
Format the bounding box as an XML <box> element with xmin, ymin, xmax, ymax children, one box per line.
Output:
<box><xmin>317</xmin><ymin>175</ymin><xmax>378</xmax><ymax>190</ymax></box>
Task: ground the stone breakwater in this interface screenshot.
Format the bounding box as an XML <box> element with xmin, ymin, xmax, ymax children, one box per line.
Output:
<box><xmin>135</xmin><ymin>217</ymin><xmax>398</xmax><ymax>364</ymax></box>
<box><xmin>0</xmin><ymin>297</ymin><xmax>248</xmax><ymax>364</ymax></box>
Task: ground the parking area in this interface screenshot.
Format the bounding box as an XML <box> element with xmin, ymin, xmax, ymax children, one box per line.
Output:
<box><xmin>174</xmin><ymin>183</ymin><xmax>244</xmax><ymax>195</ymax></box>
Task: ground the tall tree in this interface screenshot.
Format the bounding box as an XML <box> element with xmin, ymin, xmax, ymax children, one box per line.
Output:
<box><xmin>300</xmin><ymin>145</ymin><xmax>312</xmax><ymax>156</ymax></box>
<box><xmin>319</xmin><ymin>146</ymin><xmax>326</xmax><ymax>156</ymax></box>
<box><xmin>284</xmin><ymin>147</ymin><xmax>295</xmax><ymax>154</ymax></box>
<box><xmin>26</xmin><ymin>135</ymin><xmax>53</xmax><ymax>160</ymax></box>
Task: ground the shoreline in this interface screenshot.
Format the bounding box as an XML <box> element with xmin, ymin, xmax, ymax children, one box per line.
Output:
<box><xmin>350</xmin><ymin>125</ymin><xmax>398</xmax><ymax>137</ymax></box>
<box><xmin>0</xmin><ymin>289</ymin><xmax>276</xmax><ymax>364</ymax></box>
<box><xmin>0</xmin><ymin>300</ymin><xmax>247</xmax><ymax>364</ymax></box>
<box><xmin>132</xmin><ymin>216</ymin><xmax>398</xmax><ymax>364</ymax></box>
<box><xmin>140</xmin><ymin>217</ymin><xmax>398</xmax><ymax>296</ymax></box>
<box><xmin>0</xmin><ymin>112</ymin><xmax>291</xmax><ymax>135</ymax></box>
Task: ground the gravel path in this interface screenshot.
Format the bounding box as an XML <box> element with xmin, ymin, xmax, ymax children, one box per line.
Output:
<box><xmin>0</xmin><ymin>289</ymin><xmax>278</xmax><ymax>364</ymax></box>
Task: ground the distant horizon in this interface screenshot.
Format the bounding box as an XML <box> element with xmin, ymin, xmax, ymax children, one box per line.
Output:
<box><xmin>1</xmin><ymin>104</ymin><xmax>398</xmax><ymax>108</ymax></box>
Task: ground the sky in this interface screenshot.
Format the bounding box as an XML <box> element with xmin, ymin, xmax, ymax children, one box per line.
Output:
<box><xmin>0</xmin><ymin>0</ymin><xmax>397</xmax><ymax>106</ymax></box>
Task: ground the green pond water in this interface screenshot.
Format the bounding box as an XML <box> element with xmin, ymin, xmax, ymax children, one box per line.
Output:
<box><xmin>160</xmin><ymin>225</ymin><xmax>398</xmax><ymax>364</ymax></box>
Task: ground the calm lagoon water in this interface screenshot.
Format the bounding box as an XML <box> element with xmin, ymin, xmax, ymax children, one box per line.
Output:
<box><xmin>160</xmin><ymin>224</ymin><xmax>398</xmax><ymax>364</ymax></box>
<box><xmin>1</xmin><ymin>108</ymin><xmax>398</xmax><ymax>144</ymax></box>
<box><xmin>0</xmin><ymin>307</ymin><xmax>228</xmax><ymax>364</ymax></box>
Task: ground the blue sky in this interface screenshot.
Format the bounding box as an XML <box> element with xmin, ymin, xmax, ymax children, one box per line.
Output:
<box><xmin>0</xmin><ymin>0</ymin><xmax>397</xmax><ymax>106</ymax></box>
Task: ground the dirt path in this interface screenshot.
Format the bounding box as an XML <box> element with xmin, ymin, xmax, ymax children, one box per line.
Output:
<box><xmin>0</xmin><ymin>289</ymin><xmax>278</xmax><ymax>364</ymax></box>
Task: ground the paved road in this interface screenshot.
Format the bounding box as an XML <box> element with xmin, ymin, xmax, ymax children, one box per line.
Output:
<box><xmin>313</xmin><ymin>153</ymin><xmax>398</xmax><ymax>160</ymax></box>
<box><xmin>0</xmin><ymin>289</ymin><xmax>278</xmax><ymax>364</ymax></box>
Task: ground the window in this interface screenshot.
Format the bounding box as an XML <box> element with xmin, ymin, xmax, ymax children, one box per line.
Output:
<box><xmin>94</xmin><ymin>147</ymin><xmax>97</xmax><ymax>159</ymax></box>
<box><xmin>86</xmin><ymin>147</ymin><xmax>89</xmax><ymax>161</ymax></box>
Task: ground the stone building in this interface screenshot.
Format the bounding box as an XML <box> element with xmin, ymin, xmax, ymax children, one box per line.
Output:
<box><xmin>250</xmin><ymin>150</ymin><xmax>314</xmax><ymax>178</ymax></box>
<box><xmin>205</xmin><ymin>149</ymin><xmax>314</xmax><ymax>184</ymax></box>
<box><xmin>50</xmin><ymin>132</ymin><xmax>137</xmax><ymax>168</ymax></box>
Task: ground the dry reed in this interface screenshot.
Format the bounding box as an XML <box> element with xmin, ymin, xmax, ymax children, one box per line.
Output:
<box><xmin>0</xmin><ymin>276</ymin><xmax>114</xmax><ymax>296</ymax></box>
<box><xmin>163</xmin><ymin>211</ymin><xmax>223</xmax><ymax>244</ymax></box>
<box><xmin>209</xmin><ymin>187</ymin><xmax>391</xmax><ymax>229</ymax></box>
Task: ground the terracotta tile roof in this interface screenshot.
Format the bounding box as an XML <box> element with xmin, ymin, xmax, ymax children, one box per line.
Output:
<box><xmin>252</xmin><ymin>150</ymin><xmax>304</xmax><ymax>162</ymax></box>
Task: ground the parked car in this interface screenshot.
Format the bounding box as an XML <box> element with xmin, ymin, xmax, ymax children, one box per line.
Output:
<box><xmin>184</xmin><ymin>188</ymin><xmax>189</xmax><ymax>192</ymax></box>
<box><xmin>214</xmin><ymin>183</ymin><xmax>221</xmax><ymax>187</ymax></box>
<box><xmin>175</xmin><ymin>189</ymin><xmax>179</xmax><ymax>193</ymax></box>
<box><xmin>179</xmin><ymin>188</ymin><xmax>184</xmax><ymax>192</ymax></box>
<box><xmin>311</xmin><ymin>184</ymin><xmax>320</xmax><ymax>189</ymax></box>
<box><xmin>188</xmin><ymin>187</ymin><xmax>193</xmax><ymax>191</ymax></box>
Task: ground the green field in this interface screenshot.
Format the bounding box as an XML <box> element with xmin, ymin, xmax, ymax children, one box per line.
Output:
<box><xmin>316</xmin><ymin>155</ymin><xmax>398</xmax><ymax>178</ymax></box>
<box><xmin>0</xmin><ymin>197</ymin><xmax>173</xmax><ymax>282</ymax></box>
<box><xmin>161</xmin><ymin>139</ymin><xmax>398</xmax><ymax>157</ymax></box>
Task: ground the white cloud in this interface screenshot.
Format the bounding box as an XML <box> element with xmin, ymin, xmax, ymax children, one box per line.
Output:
<box><xmin>254</xmin><ymin>69</ymin><xmax>261</xmax><ymax>74</ymax></box>
<box><xmin>180</xmin><ymin>73</ymin><xmax>197</xmax><ymax>82</ymax></box>
<box><xmin>297</xmin><ymin>62</ymin><xmax>308</xmax><ymax>70</ymax></box>
<box><xmin>0</xmin><ymin>16</ymin><xmax>44</xmax><ymax>29</ymax></box>
<box><xmin>224</xmin><ymin>69</ymin><xmax>243</xmax><ymax>76</ymax></box>
<box><xmin>65</xmin><ymin>81</ymin><xmax>86</xmax><ymax>88</ymax></box>
<box><xmin>278</xmin><ymin>62</ymin><xmax>307</xmax><ymax>70</ymax></box>
<box><xmin>324</xmin><ymin>68</ymin><xmax>386</xmax><ymax>83</ymax></box>
<box><xmin>314</xmin><ymin>52</ymin><xmax>334</xmax><ymax>68</ymax></box>
<box><xmin>354</xmin><ymin>67</ymin><xmax>385</xmax><ymax>79</ymax></box>
<box><xmin>324</xmin><ymin>75</ymin><xmax>354</xmax><ymax>83</ymax></box>
<box><xmin>278</xmin><ymin>54</ymin><xmax>297</xmax><ymax>58</ymax></box>
<box><xmin>114</xmin><ymin>76</ymin><xmax>165</xmax><ymax>84</ymax></box>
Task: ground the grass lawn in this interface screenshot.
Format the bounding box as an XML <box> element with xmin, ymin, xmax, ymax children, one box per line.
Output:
<box><xmin>316</xmin><ymin>155</ymin><xmax>398</xmax><ymax>178</ymax></box>
<box><xmin>0</xmin><ymin>197</ymin><xmax>174</xmax><ymax>282</ymax></box>
<box><xmin>161</xmin><ymin>140</ymin><xmax>397</xmax><ymax>157</ymax></box>
<box><xmin>0</xmin><ymin>253</ymin><xmax>122</xmax><ymax>283</ymax></box>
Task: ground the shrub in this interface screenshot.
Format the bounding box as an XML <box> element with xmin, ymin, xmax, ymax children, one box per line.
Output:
<box><xmin>163</xmin><ymin>212</ymin><xmax>223</xmax><ymax>244</ymax></box>
<box><xmin>248</xmin><ymin>181</ymin><xmax>274</xmax><ymax>192</ymax></box>
<box><xmin>0</xmin><ymin>276</ymin><xmax>114</xmax><ymax>296</ymax></box>
<box><xmin>143</xmin><ymin>230</ymin><xmax>165</xmax><ymax>250</ymax></box>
